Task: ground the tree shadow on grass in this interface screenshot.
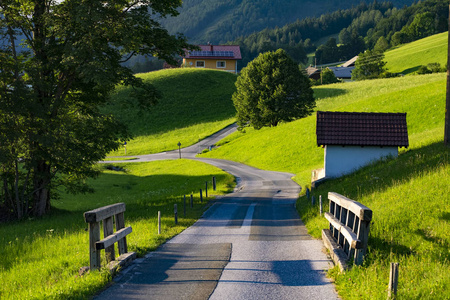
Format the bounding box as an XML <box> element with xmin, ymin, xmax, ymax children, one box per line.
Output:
<box><xmin>400</xmin><ymin>65</ymin><xmax>421</xmax><ymax>75</ymax></box>
<box><xmin>314</xmin><ymin>87</ymin><xmax>347</xmax><ymax>99</ymax></box>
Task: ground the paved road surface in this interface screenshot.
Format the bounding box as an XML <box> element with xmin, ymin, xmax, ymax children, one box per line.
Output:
<box><xmin>97</xmin><ymin>125</ymin><xmax>339</xmax><ymax>299</ymax></box>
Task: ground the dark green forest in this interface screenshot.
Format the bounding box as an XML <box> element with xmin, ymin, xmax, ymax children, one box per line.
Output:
<box><xmin>233</xmin><ymin>0</ymin><xmax>448</xmax><ymax>67</ymax></box>
<box><xmin>159</xmin><ymin>0</ymin><xmax>415</xmax><ymax>45</ymax></box>
<box><xmin>128</xmin><ymin>0</ymin><xmax>447</xmax><ymax>72</ymax></box>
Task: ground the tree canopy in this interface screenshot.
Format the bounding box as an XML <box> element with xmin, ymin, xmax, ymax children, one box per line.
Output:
<box><xmin>232</xmin><ymin>49</ymin><xmax>315</xmax><ymax>130</ymax></box>
<box><xmin>0</xmin><ymin>0</ymin><xmax>191</xmax><ymax>219</ymax></box>
<box><xmin>351</xmin><ymin>50</ymin><xmax>387</xmax><ymax>80</ymax></box>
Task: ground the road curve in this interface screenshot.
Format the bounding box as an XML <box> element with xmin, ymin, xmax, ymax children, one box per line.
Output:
<box><xmin>96</xmin><ymin>125</ymin><xmax>339</xmax><ymax>299</ymax></box>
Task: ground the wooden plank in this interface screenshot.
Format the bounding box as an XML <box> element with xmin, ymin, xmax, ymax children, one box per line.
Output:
<box><xmin>89</xmin><ymin>222</ymin><xmax>101</xmax><ymax>270</ymax></box>
<box><xmin>355</xmin><ymin>219</ymin><xmax>371</xmax><ymax>265</ymax></box>
<box><xmin>325</xmin><ymin>212</ymin><xmax>361</xmax><ymax>249</ymax></box>
<box><xmin>84</xmin><ymin>203</ymin><xmax>126</xmax><ymax>223</ymax></box>
<box><xmin>328</xmin><ymin>192</ymin><xmax>372</xmax><ymax>221</ymax></box>
<box><xmin>96</xmin><ymin>226</ymin><xmax>132</xmax><ymax>250</ymax></box>
<box><xmin>115</xmin><ymin>212</ymin><xmax>127</xmax><ymax>255</ymax></box>
<box><xmin>103</xmin><ymin>216</ymin><xmax>115</xmax><ymax>262</ymax></box>
<box><xmin>322</xmin><ymin>229</ymin><xmax>348</xmax><ymax>272</ymax></box>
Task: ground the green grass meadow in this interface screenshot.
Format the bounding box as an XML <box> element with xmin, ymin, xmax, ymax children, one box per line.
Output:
<box><xmin>106</xmin><ymin>68</ymin><xmax>237</xmax><ymax>156</ymax></box>
<box><xmin>2</xmin><ymin>34</ymin><xmax>450</xmax><ymax>299</ymax></box>
<box><xmin>385</xmin><ymin>31</ymin><xmax>448</xmax><ymax>75</ymax></box>
<box><xmin>0</xmin><ymin>160</ymin><xmax>234</xmax><ymax>299</ymax></box>
<box><xmin>200</xmin><ymin>73</ymin><xmax>446</xmax><ymax>188</ymax></box>
<box><xmin>201</xmin><ymin>72</ymin><xmax>449</xmax><ymax>299</ymax></box>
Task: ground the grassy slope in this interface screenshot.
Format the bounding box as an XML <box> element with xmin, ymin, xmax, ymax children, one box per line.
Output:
<box><xmin>202</xmin><ymin>73</ymin><xmax>449</xmax><ymax>298</ymax></box>
<box><xmin>200</xmin><ymin>73</ymin><xmax>446</xmax><ymax>188</ymax></box>
<box><xmin>385</xmin><ymin>31</ymin><xmax>448</xmax><ymax>75</ymax></box>
<box><xmin>0</xmin><ymin>160</ymin><xmax>235</xmax><ymax>299</ymax></box>
<box><xmin>106</xmin><ymin>68</ymin><xmax>237</xmax><ymax>156</ymax></box>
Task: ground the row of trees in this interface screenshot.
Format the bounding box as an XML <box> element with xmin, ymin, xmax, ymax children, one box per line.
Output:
<box><xmin>232</xmin><ymin>0</ymin><xmax>447</xmax><ymax>68</ymax></box>
<box><xmin>315</xmin><ymin>0</ymin><xmax>448</xmax><ymax>64</ymax></box>
<box><xmin>0</xmin><ymin>0</ymin><xmax>192</xmax><ymax>219</ymax></box>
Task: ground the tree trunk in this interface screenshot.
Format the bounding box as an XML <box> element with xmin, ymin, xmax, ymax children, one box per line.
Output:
<box><xmin>33</xmin><ymin>161</ymin><xmax>51</xmax><ymax>217</ymax></box>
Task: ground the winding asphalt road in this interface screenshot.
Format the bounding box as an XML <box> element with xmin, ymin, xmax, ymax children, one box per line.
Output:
<box><xmin>97</xmin><ymin>125</ymin><xmax>339</xmax><ymax>299</ymax></box>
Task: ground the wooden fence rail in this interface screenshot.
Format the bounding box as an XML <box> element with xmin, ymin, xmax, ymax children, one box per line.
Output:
<box><xmin>84</xmin><ymin>203</ymin><xmax>136</xmax><ymax>271</ymax></box>
<box><xmin>322</xmin><ymin>192</ymin><xmax>372</xmax><ymax>271</ymax></box>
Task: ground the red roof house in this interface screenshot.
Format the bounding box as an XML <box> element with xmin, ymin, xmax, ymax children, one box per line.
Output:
<box><xmin>182</xmin><ymin>45</ymin><xmax>241</xmax><ymax>74</ymax></box>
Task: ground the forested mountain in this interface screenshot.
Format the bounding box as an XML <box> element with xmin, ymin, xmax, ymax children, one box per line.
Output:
<box><xmin>233</xmin><ymin>0</ymin><xmax>448</xmax><ymax>67</ymax></box>
<box><xmin>159</xmin><ymin>0</ymin><xmax>415</xmax><ymax>45</ymax></box>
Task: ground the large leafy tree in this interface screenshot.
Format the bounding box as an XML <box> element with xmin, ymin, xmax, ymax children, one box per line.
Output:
<box><xmin>351</xmin><ymin>49</ymin><xmax>387</xmax><ymax>80</ymax></box>
<box><xmin>233</xmin><ymin>49</ymin><xmax>315</xmax><ymax>130</ymax></box>
<box><xmin>0</xmin><ymin>0</ymin><xmax>192</xmax><ymax>219</ymax></box>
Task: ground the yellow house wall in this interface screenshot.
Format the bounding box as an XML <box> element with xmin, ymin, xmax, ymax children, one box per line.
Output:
<box><xmin>183</xmin><ymin>58</ymin><xmax>237</xmax><ymax>73</ymax></box>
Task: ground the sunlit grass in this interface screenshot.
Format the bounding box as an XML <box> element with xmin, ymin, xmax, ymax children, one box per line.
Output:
<box><xmin>0</xmin><ymin>160</ymin><xmax>235</xmax><ymax>299</ymax></box>
<box><xmin>299</xmin><ymin>141</ymin><xmax>450</xmax><ymax>299</ymax></box>
<box><xmin>385</xmin><ymin>31</ymin><xmax>448</xmax><ymax>75</ymax></box>
<box><xmin>106</xmin><ymin>68</ymin><xmax>237</xmax><ymax>155</ymax></box>
<box><xmin>200</xmin><ymin>73</ymin><xmax>446</xmax><ymax>189</ymax></box>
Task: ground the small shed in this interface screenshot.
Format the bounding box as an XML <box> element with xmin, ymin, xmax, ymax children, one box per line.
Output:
<box><xmin>315</xmin><ymin>111</ymin><xmax>408</xmax><ymax>180</ymax></box>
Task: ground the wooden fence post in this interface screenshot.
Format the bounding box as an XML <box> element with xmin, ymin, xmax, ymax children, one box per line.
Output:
<box><xmin>116</xmin><ymin>212</ymin><xmax>127</xmax><ymax>254</ymax></box>
<box><xmin>319</xmin><ymin>195</ymin><xmax>323</xmax><ymax>216</ymax></box>
<box><xmin>183</xmin><ymin>195</ymin><xmax>186</xmax><ymax>217</ymax></box>
<box><xmin>174</xmin><ymin>204</ymin><xmax>178</xmax><ymax>225</ymax></box>
<box><xmin>190</xmin><ymin>194</ymin><xmax>193</xmax><ymax>208</ymax></box>
<box><xmin>212</xmin><ymin>176</ymin><xmax>216</xmax><ymax>191</ymax></box>
<box><xmin>388</xmin><ymin>262</ymin><xmax>399</xmax><ymax>299</ymax></box>
<box><xmin>103</xmin><ymin>216</ymin><xmax>115</xmax><ymax>262</ymax></box>
<box><xmin>205</xmin><ymin>181</ymin><xmax>208</xmax><ymax>197</ymax></box>
<box><xmin>200</xmin><ymin>189</ymin><xmax>203</xmax><ymax>203</ymax></box>
<box><xmin>158</xmin><ymin>211</ymin><xmax>161</xmax><ymax>235</ymax></box>
<box><xmin>88</xmin><ymin>221</ymin><xmax>101</xmax><ymax>270</ymax></box>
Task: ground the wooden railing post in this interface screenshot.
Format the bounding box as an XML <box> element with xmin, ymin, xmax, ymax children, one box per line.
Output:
<box><xmin>116</xmin><ymin>212</ymin><xmax>127</xmax><ymax>255</ymax></box>
<box><xmin>322</xmin><ymin>192</ymin><xmax>372</xmax><ymax>271</ymax></box>
<box><xmin>88</xmin><ymin>221</ymin><xmax>101</xmax><ymax>270</ymax></box>
<box><xmin>103</xmin><ymin>216</ymin><xmax>115</xmax><ymax>263</ymax></box>
<box><xmin>84</xmin><ymin>203</ymin><xmax>135</xmax><ymax>272</ymax></box>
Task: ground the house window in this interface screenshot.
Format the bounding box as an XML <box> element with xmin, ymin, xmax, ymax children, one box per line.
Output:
<box><xmin>216</xmin><ymin>61</ymin><xmax>226</xmax><ymax>68</ymax></box>
<box><xmin>196</xmin><ymin>61</ymin><xmax>205</xmax><ymax>68</ymax></box>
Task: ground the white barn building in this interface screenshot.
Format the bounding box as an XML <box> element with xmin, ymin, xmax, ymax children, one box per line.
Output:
<box><xmin>313</xmin><ymin>111</ymin><xmax>409</xmax><ymax>182</ymax></box>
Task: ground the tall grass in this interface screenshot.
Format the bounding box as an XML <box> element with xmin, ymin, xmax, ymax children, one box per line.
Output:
<box><xmin>106</xmin><ymin>68</ymin><xmax>237</xmax><ymax>156</ymax></box>
<box><xmin>0</xmin><ymin>160</ymin><xmax>234</xmax><ymax>299</ymax></box>
<box><xmin>299</xmin><ymin>141</ymin><xmax>450</xmax><ymax>299</ymax></box>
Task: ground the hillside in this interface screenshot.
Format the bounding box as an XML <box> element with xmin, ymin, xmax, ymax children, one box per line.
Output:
<box><xmin>160</xmin><ymin>0</ymin><xmax>415</xmax><ymax>45</ymax></box>
<box><xmin>200</xmin><ymin>73</ymin><xmax>446</xmax><ymax>188</ymax></box>
<box><xmin>385</xmin><ymin>31</ymin><xmax>448</xmax><ymax>75</ymax></box>
<box><xmin>200</xmin><ymin>73</ymin><xmax>449</xmax><ymax>298</ymax></box>
<box><xmin>105</xmin><ymin>68</ymin><xmax>237</xmax><ymax>156</ymax></box>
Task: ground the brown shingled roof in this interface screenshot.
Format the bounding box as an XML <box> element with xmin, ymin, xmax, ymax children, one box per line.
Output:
<box><xmin>316</xmin><ymin>111</ymin><xmax>409</xmax><ymax>147</ymax></box>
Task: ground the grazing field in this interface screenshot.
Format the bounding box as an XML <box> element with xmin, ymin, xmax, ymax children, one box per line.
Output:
<box><xmin>0</xmin><ymin>160</ymin><xmax>234</xmax><ymax>299</ymax></box>
<box><xmin>384</xmin><ymin>31</ymin><xmax>448</xmax><ymax>75</ymax></box>
<box><xmin>106</xmin><ymin>68</ymin><xmax>237</xmax><ymax>156</ymax></box>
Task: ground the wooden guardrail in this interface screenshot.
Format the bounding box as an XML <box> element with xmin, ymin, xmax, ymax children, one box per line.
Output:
<box><xmin>84</xmin><ymin>203</ymin><xmax>136</xmax><ymax>271</ymax></box>
<box><xmin>322</xmin><ymin>192</ymin><xmax>372</xmax><ymax>271</ymax></box>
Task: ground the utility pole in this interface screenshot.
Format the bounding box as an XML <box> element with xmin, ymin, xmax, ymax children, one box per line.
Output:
<box><xmin>445</xmin><ymin>3</ymin><xmax>450</xmax><ymax>146</ymax></box>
